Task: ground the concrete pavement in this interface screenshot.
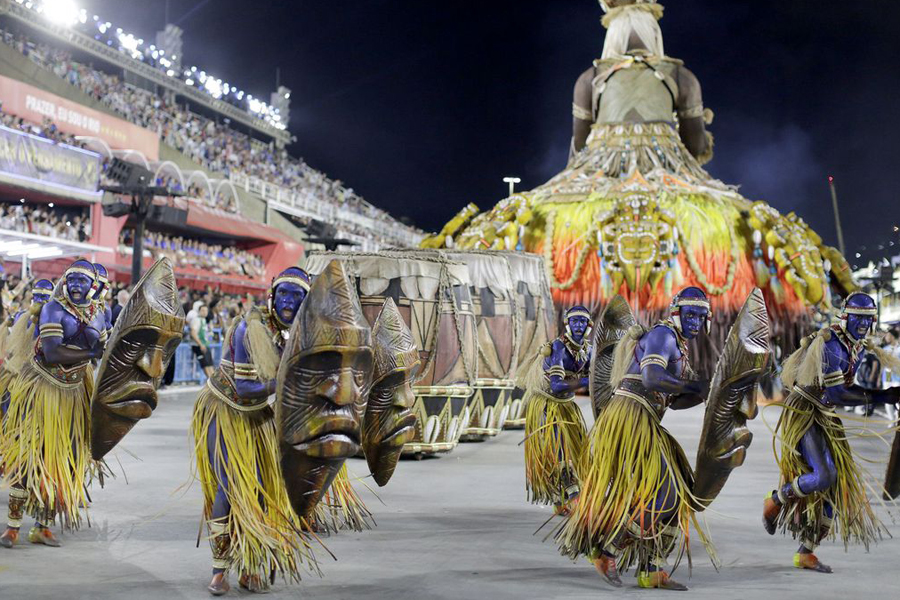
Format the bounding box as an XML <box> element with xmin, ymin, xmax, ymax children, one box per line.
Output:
<box><xmin>0</xmin><ymin>389</ymin><xmax>897</xmax><ymax>599</ymax></box>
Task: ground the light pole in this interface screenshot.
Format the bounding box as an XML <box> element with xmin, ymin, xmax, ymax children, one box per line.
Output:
<box><xmin>828</xmin><ymin>175</ymin><xmax>846</xmax><ymax>257</ymax></box>
<box><xmin>101</xmin><ymin>158</ymin><xmax>177</xmax><ymax>284</ymax></box>
<box><xmin>503</xmin><ymin>176</ymin><xmax>521</xmax><ymax>197</ymax></box>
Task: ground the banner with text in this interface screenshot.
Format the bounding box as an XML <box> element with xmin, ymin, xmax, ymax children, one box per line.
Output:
<box><xmin>0</xmin><ymin>74</ymin><xmax>159</xmax><ymax>160</ymax></box>
<box><xmin>0</xmin><ymin>124</ymin><xmax>101</xmax><ymax>193</ymax></box>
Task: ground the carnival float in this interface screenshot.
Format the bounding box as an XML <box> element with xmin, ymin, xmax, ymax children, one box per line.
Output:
<box><xmin>420</xmin><ymin>0</ymin><xmax>855</xmax><ymax>372</ymax></box>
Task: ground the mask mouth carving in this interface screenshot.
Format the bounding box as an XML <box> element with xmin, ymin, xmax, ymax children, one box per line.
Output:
<box><xmin>714</xmin><ymin>427</ymin><xmax>753</xmax><ymax>464</ymax></box>
<box><xmin>293</xmin><ymin>416</ymin><xmax>361</xmax><ymax>458</ymax></box>
<box><xmin>102</xmin><ymin>380</ymin><xmax>160</xmax><ymax>419</ymax></box>
<box><xmin>381</xmin><ymin>412</ymin><xmax>417</xmax><ymax>447</ymax></box>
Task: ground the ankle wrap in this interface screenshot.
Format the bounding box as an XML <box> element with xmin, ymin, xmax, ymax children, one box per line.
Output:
<box><xmin>208</xmin><ymin>520</ymin><xmax>231</xmax><ymax>571</ymax></box>
<box><xmin>7</xmin><ymin>488</ymin><xmax>27</xmax><ymax>529</ymax></box>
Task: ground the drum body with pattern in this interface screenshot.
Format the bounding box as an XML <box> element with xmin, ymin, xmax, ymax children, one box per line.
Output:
<box><xmin>305</xmin><ymin>251</ymin><xmax>478</xmax><ymax>456</ymax></box>
<box><xmin>500</xmin><ymin>252</ymin><xmax>556</xmax><ymax>428</ymax></box>
<box><xmin>443</xmin><ymin>252</ymin><xmax>519</xmax><ymax>441</ymax></box>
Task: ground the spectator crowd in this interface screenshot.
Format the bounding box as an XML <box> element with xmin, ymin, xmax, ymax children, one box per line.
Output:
<box><xmin>118</xmin><ymin>229</ymin><xmax>266</xmax><ymax>279</ymax></box>
<box><xmin>0</xmin><ymin>25</ymin><xmax>422</xmax><ymax>247</ymax></box>
<box><xmin>1</xmin><ymin>104</ymin><xmax>88</xmax><ymax>148</ymax></box>
<box><xmin>0</xmin><ymin>199</ymin><xmax>91</xmax><ymax>242</ymax></box>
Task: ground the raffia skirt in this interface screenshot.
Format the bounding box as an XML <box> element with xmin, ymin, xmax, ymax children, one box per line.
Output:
<box><xmin>0</xmin><ymin>359</ymin><xmax>93</xmax><ymax>530</ymax></box>
<box><xmin>523</xmin><ymin>389</ymin><xmax>587</xmax><ymax>505</ymax></box>
<box><xmin>0</xmin><ymin>364</ymin><xmax>13</xmax><ymax>417</ymax></box>
<box><xmin>773</xmin><ymin>391</ymin><xmax>886</xmax><ymax>550</ymax></box>
<box><xmin>190</xmin><ymin>386</ymin><xmax>319</xmax><ymax>581</ymax></box>
<box><xmin>310</xmin><ymin>464</ymin><xmax>375</xmax><ymax>533</ymax></box>
<box><xmin>554</xmin><ymin>393</ymin><xmax>712</xmax><ymax>572</ymax></box>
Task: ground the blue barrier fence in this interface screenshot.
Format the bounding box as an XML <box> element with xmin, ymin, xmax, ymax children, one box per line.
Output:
<box><xmin>172</xmin><ymin>341</ymin><xmax>223</xmax><ymax>385</ymax></box>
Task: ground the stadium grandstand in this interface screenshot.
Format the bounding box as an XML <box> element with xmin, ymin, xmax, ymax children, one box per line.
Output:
<box><xmin>0</xmin><ymin>0</ymin><xmax>423</xmax><ymax>302</ymax></box>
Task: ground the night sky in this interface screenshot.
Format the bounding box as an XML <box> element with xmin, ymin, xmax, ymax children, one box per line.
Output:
<box><xmin>83</xmin><ymin>0</ymin><xmax>900</xmax><ymax>265</ymax></box>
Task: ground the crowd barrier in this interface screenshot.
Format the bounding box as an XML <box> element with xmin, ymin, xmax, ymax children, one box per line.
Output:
<box><xmin>171</xmin><ymin>341</ymin><xmax>223</xmax><ymax>385</ymax></box>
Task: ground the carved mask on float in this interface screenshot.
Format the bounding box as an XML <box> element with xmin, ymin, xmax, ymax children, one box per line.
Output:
<box><xmin>598</xmin><ymin>192</ymin><xmax>677</xmax><ymax>294</ymax></box>
<box><xmin>277</xmin><ymin>260</ymin><xmax>374</xmax><ymax>520</ymax></box>
<box><xmin>91</xmin><ymin>258</ymin><xmax>185</xmax><ymax>460</ymax></box>
<box><xmin>362</xmin><ymin>298</ymin><xmax>420</xmax><ymax>487</ymax></box>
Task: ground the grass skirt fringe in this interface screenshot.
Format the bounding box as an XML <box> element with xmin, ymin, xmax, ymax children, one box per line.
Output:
<box><xmin>312</xmin><ymin>464</ymin><xmax>375</xmax><ymax>533</ymax></box>
<box><xmin>523</xmin><ymin>390</ymin><xmax>587</xmax><ymax>505</ymax></box>
<box><xmin>191</xmin><ymin>389</ymin><xmax>319</xmax><ymax>581</ymax></box>
<box><xmin>773</xmin><ymin>393</ymin><xmax>887</xmax><ymax>550</ymax></box>
<box><xmin>0</xmin><ymin>364</ymin><xmax>13</xmax><ymax>412</ymax></box>
<box><xmin>554</xmin><ymin>394</ymin><xmax>709</xmax><ymax>572</ymax></box>
<box><xmin>0</xmin><ymin>360</ymin><xmax>93</xmax><ymax>530</ymax></box>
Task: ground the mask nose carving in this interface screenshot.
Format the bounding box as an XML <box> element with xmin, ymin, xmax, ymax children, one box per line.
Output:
<box><xmin>137</xmin><ymin>347</ymin><xmax>166</xmax><ymax>378</ymax></box>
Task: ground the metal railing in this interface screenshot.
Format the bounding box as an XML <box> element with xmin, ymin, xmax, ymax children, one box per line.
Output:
<box><xmin>230</xmin><ymin>172</ymin><xmax>424</xmax><ymax>250</ymax></box>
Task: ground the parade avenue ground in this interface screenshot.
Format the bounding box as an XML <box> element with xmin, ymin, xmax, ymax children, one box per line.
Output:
<box><xmin>1</xmin><ymin>389</ymin><xmax>897</xmax><ymax>599</ymax></box>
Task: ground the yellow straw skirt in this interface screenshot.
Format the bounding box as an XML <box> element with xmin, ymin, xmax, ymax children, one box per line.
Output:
<box><xmin>555</xmin><ymin>394</ymin><xmax>709</xmax><ymax>572</ymax></box>
<box><xmin>0</xmin><ymin>364</ymin><xmax>13</xmax><ymax>397</ymax></box>
<box><xmin>523</xmin><ymin>390</ymin><xmax>587</xmax><ymax>505</ymax></box>
<box><xmin>773</xmin><ymin>393</ymin><xmax>886</xmax><ymax>550</ymax></box>
<box><xmin>191</xmin><ymin>388</ymin><xmax>319</xmax><ymax>581</ymax></box>
<box><xmin>0</xmin><ymin>359</ymin><xmax>93</xmax><ymax>530</ymax></box>
<box><xmin>0</xmin><ymin>364</ymin><xmax>13</xmax><ymax>418</ymax></box>
<box><xmin>311</xmin><ymin>464</ymin><xmax>375</xmax><ymax>533</ymax></box>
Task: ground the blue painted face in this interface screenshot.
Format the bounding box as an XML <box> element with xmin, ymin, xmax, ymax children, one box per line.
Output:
<box><xmin>66</xmin><ymin>272</ymin><xmax>94</xmax><ymax>306</ymax></box>
<box><xmin>33</xmin><ymin>293</ymin><xmax>51</xmax><ymax>304</ymax></box>
<box><xmin>568</xmin><ymin>315</ymin><xmax>589</xmax><ymax>342</ymax></box>
<box><xmin>846</xmin><ymin>313</ymin><xmax>874</xmax><ymax>341</ymax></box>
<box><xmin>93</xmin><ymin>265</ymin><xmax>108</xmax><ymax>299</ymax></box>
<box><xmin>679</xmin><ymin>305</ymin><xmax>708</xmax><ymax>340</ymax></box>
<box><xmin>274</xmin><ymin>282</ymin><xmax>307</xmax><ymax>325</ymax></box>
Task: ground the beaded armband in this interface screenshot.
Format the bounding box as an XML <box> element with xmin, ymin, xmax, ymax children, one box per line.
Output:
<box><xmin>546</xmin><ymin>365</ymin><xmax>566</xmax><ymax>379</ymax></box>
<box><xmin>232</xmin><ymin>361</ymin><xmax>259</xmax><ymax>381</ymax></box>
<box><xmin>572</xmin><ymin>102</ymin><xmax>592</xmax><ymax>121</ymax></box>
<box><xmin>640</xmin><ymin>353</ymin><xmax>668</xmax><ymax>370</ymax></box>
<box><xmin>39</xmin><ymin>322</ymin><xmax>64</xmax><ymax>339</ymax></box>
<box><xmin>677</xmin><ymin>104</ymin><xmax>704</xmax><ymax>119</ymax></box>
<box><xmin>822</xmin><ymin>370</ymin><xmax>844</xmax><ymax>388</ymax></box>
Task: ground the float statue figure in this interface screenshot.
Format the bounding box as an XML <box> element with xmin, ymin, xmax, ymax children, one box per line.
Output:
<box><xmin>422</xmin><ymin>0</ymin><xmax>855</xmax><ymax>371</ymax></box>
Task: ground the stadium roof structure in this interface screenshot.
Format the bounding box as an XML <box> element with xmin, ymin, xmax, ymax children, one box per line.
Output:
<box><xmin>0</xmin><ymin>227</ymin><xmax>110</xmax><ymax>263</ymax></box>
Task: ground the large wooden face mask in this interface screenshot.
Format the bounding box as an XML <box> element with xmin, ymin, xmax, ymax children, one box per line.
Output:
<box><xmin>277</xmin><ymin>260</ymin><xmax>374</xmax><ymax>520</ymax></box>
<box><xmin>91</xmin><ymin>258</ymin><xmax>184</xmax><ymax>460</ymax></box>
<box><xmin>693</xmin><ymin>288</ymin><xmax>769</xmax><ymax>510</ymax></box>
<box><xmin>362</xmin><ymin>298</ymin><xmax>420</xmax><ymax>487</ymax></box>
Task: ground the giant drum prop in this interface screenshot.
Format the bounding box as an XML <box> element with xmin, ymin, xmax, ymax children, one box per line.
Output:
<box><xmin>501</xmin><ymin>252</ymin><xmax>556</xmax><ymax>429</ymax></box>
<box><xmin>305</xmin><ymin>251</ymin><xmax>478</xmax><ymax>456</ymax></box>
<box><xmin>443</xmin><ymin>252</ymin><xmax>519</xmax><ymax>441</ymax></box>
